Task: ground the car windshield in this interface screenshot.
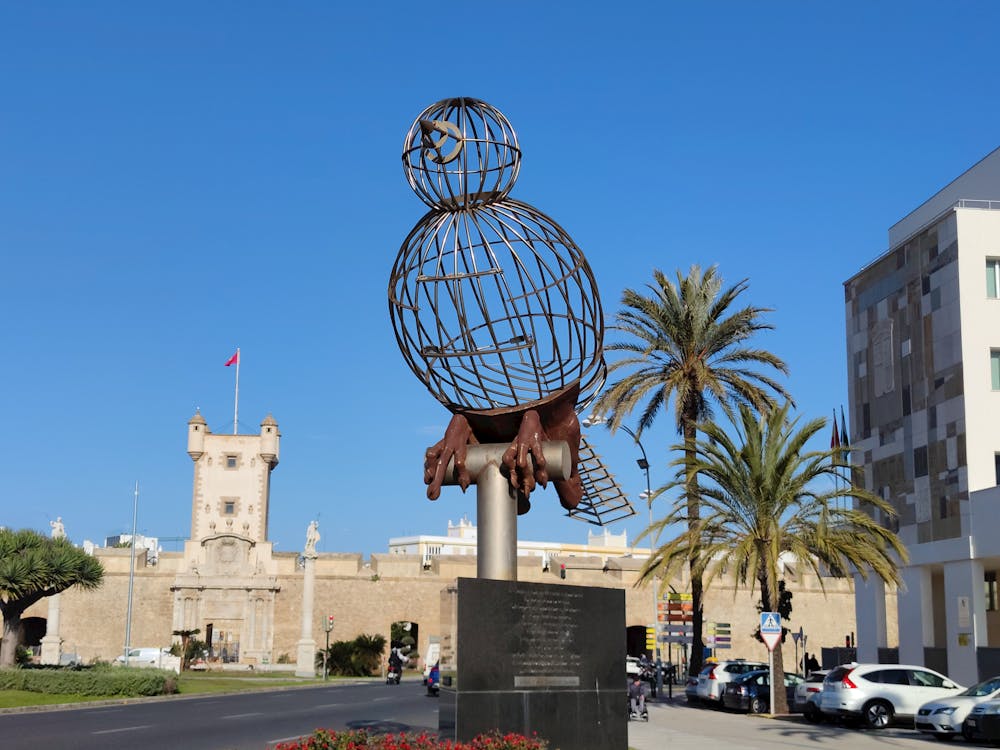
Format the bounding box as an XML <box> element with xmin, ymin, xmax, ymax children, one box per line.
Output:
<box><xmin>960</xmin><ymin>677</ymin><xmax>1000</xmax><ymax>697</ymax></box>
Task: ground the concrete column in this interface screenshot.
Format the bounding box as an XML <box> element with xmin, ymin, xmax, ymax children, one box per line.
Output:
<box><xmin>39</xmin><ymin>593</ymin><xmax>62</xmax><ymax>665</ymax></box>
<box><xmin>296</xmin><ymin>556</ymin><xmax>317</xmax><ymax>677</ymax></box>
<box><xmin>944</xmin><ymin>559</ymin><xmax>986</xmax><ymax>685</ymax></box>
<box><xmin>898</xmin><ymin>565</ymin><xmax>934</xmax><ymax>666</ymax></box>
<box><xmin>443</xmin><ymin>441</ymin><xmax>569</xmax><ymax>582</ymax></box>
<box><xmin>246</xmin><ymin>590</ymin><xmax>257</xmax><ymax>651</ymax></box>
<box><xmin>853</xmin><ymin>571</ymin><xmax>887</xmax><ymax>663</ymax></box>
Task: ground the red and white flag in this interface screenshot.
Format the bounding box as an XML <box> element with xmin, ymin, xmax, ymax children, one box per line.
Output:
<box><xmin>225</xmin><ymin>350</ymin><xmax>239</xmax><ymax>367</ymax></box>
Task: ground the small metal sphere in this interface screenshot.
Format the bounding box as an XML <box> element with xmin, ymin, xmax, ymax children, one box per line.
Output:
<box><xmin>389</xmin><ymin>199</ymin><xmax>605</xmax><ymax>412</ymax></box>
<box><xmin>402</xmin><ymin>97</ymin><xmax>521</xmax><ymax>211</ymax></box>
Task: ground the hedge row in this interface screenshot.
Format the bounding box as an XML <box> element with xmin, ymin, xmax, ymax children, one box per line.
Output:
<box><xmin>0</xmin><ymin>667</ymin><xmax>178</xmax><ymax>696</ymax></box>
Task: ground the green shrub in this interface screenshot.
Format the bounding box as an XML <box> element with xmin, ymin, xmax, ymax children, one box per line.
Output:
<box><xmin>0</xmin><ymin>666</ymin><xmax>178</xmax><ymax>697</ymax></box>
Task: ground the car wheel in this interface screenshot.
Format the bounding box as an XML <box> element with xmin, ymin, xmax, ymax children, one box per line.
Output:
<box><xmin>749</xmin><ymin>697</ymin><xmax>765</xmax><ymax>714</ymax></box>
<box><xmin>863</xmin><ymin>700</ymin><xmax>893</xmax><ymax>729</ymax></box>
<box><xmin>803</xmin><ymin>704</ymin><xmax>823</xmax><ymax>723</ymax></box>
<box><xmin>962</xmin><ymin>725</ymin><xmax>976</xmax><ymax>742</ymax></box>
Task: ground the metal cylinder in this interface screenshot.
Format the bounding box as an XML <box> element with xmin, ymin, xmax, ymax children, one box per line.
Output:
<box><xmin>477</xmin><ymin>462</ymin><xmax>519</xmax><ymax>580</ymax></box>
<box><xmin>442</xmin><ymin>441</ymin><xmax>571</xmax><ymax>581</ymax></box>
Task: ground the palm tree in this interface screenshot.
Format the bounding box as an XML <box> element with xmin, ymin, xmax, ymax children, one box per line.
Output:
<box><xmin>593</xmin><ymin>265</ymin><xmax>789</xmax><ymax>676</ymax></box>
<box><xmin>642</xmin><ymin>402</ymin><xmax>907</xmax><ymax>712</ymax></box>
<box><xmin>0</xmin><ymin>528</ymin><xmax>104</xmax><ymax>667</ymax></box>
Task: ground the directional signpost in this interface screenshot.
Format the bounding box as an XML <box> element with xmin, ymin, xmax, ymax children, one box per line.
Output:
<box><xmin>761</xmin><ymin>612</ymin><xmax>782</xmax><ymax>713</ymax></box>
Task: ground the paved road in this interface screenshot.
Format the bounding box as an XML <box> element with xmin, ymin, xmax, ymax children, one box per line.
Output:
<box><xmin>1</xmin><ymin>682</ymin><xmax>959</xmax><ymax>750</ymax></box>
<box><xmin>0</xmin><ymin>679</ymin><xmax>436</xmax><ymax>750</ymax></box>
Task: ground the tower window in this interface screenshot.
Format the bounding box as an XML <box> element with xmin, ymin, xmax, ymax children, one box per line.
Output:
<box><xmin>992</xmin><ymin>351</ymin><xmax>1000</xmax><ymax>390</ymax></box>
<box><xmin>987</xmin><ymin>572</ymin><xmax>998</xmax><ymax>612</ymax></box>
<box><xmin>224</xmin><ymin>501</ymin><xmax>235</xmax><ymax>515</ymax></box>
<box><xmin>226</xmin><ymin>455</ymin><xmax>238</xmax><ymax>469</ymax></box>
<box><xmin>988</xmin><ymin>259</ymin><xmax>1000</xmax><ymax>299</ymax></box>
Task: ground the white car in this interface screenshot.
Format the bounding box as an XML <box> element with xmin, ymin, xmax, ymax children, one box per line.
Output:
<box><xmin>695</xmin><ymin>659</ymin><xmax>767</xmax><ymax>705</ymax></box>
<box><xmin>820</xmin><ymin>663</ymin><xmax>963</xmax><ymax>728</ymax></box>
<box><xmin>915</xmin><ymin>675</ymin><xmax>1000</xmax><ymax>740</ymax></box>
<box><xmin>794</xmin><ymin>669</ymin><xmax>829</xmax><ymax>720</ymax></box>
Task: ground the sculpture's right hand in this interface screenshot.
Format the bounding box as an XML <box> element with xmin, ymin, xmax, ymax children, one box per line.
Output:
<box><xmin>424</xmin><ymin>414</ymin><xmax>474</xmax><ymax>499</ymax></box>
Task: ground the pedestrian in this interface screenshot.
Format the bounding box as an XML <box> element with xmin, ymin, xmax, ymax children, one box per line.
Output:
<box><xmin>629</xmin><ymin>675</ymin><xmax>646</xmax><ymax>717</ymax></box>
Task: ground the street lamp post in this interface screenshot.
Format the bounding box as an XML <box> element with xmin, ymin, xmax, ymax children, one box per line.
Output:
<box><xmin>582</xmin><ymin>416</ymin><xmax>660</xmax><ymax>682</ymax></box>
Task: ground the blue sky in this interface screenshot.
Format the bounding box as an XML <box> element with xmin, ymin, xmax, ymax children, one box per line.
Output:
<box><xmin>3</xmin><ymin>2</ymin><xmax>999</xmax><ymax>557</ymax></box>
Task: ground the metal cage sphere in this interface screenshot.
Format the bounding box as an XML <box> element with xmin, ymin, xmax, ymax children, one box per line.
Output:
<box><xmin>402</xmin><ymin>97</ymin><xmax>521</xmax><ymax>211</ymax></box>
<box><xmin>389</xmin><ymin>199</ymin><xmax>605</xmax><ymax>412</ymax></box>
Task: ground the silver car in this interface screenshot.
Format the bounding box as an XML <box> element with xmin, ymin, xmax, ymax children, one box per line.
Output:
<box><xmin>794</xmin><ymin>669</ymin><xmax>829</xmax><ymax>720</ymax></box>
<box><xmin>820</xmin><ymin>663</ymin><xmax>963</xmax><ymax>729</ymax></box>
<box><xmin>916</xmin><ymin>676</ymin><xmax>1000</xmax><ymax>741</ymax></box>
<box><xmin>695</xmin><ymin>659</ymin><xmax>767</xmax><ymax>705</ymax></box>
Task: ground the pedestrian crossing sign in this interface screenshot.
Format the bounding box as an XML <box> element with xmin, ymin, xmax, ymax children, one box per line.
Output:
<box><xmin>760</xmin><ymin>612</ymin><xmax>781</xmax><ymax>651</ymax></box>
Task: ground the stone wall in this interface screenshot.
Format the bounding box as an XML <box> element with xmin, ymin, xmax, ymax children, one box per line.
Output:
<box><xmin>16</xmin><ymin>546</ymin><xmax>891</xmax><ymax>668</ymax></box>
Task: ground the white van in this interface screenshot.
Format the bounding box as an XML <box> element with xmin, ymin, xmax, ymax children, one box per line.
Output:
<box><xmin>423</xmin><ymin>640</ymin><xmax>441</xmax><ymax>683</ymax></box>
<box><xmin>114</xmin><ymin>647</ymin><xmax>170</xmax><ymax>667</ymax></box>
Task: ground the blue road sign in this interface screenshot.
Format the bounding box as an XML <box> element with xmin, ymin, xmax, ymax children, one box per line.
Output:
<box><xmin>760</xmin><ymin>612</ymin><xmax>781</xmax><ymax>633</ymax></box>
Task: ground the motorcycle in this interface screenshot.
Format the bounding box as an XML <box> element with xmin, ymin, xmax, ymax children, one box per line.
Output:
<box><xmin>426</xmin><ymin>664</ymin><xmax>440</xmax><ymax>696</ymax></box>
<box><xmin>386</xmin><ymin>663</ymin><xmax>402</xmax><ymax>685</ymax></box>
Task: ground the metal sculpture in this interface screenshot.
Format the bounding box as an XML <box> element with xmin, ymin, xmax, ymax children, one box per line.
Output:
<box><xmin>390</xmin><ymin>98</ymin><xmax>617</xmax><ymax>575</ymax></box>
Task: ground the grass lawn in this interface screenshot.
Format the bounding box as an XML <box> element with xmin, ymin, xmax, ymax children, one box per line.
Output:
<box><xmin>0</xmin><ymin>671</ymin><xmax>342</xmax><ymax>708</ymax></box>
<box><xmin>177</xmin><ymin>672</ymin><xmax>323</xmax><ymax>694</ymax></box>
<box><xmin>0</xmin><ymin>690</ymin><xmax>108</xmax><ymax>708</ymax></box>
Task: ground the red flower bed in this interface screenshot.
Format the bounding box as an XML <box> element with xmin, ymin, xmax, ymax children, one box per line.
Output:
<box><xmin>275</xmin><ymin>730</ymin><xmax>547</xmax><ymax>750</ymax></box>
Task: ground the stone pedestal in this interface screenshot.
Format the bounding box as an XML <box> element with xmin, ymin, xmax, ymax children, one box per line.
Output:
<box><xmin>439</xmin><ymin>577</ymin><xmax>626</xmax><ymax>750</ymax></box>
<box><xmin>40</xmin><ymin>593</ymin><xmax>62</xmax><ymax>665</ymax></box>
<box><xmin>295</xmin><ymin>555</ymin><xmax>317</xmax><ymax>677</ymax></box>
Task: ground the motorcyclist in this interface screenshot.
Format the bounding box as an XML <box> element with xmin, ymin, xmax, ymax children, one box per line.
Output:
<box><xmin>629</xmin><ymin>675</ymin><xmax>646</xmax><ymax>717</ymax></box>
<box><xmin>388</xmin><ymin>648</ymin><xmax>403</xmax><ymax>682</ymax></box>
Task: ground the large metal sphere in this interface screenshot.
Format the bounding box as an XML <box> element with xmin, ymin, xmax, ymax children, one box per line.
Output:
<box><xmin>402</xmin><ymin>98</ymin><xmax>521</xmax><ymax>211</ymax></box>
<box><xmin>389</xmin><ymin>199</ymin><xmax>605</xmax><ymax>412</ymax></box>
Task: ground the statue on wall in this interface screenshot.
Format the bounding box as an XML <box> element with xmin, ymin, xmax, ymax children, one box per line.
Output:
<box><xmin>304</xmin><ymin>520</ymin><xmax>320</xmax><ymax>558</ymax></box>
<box><xmin>49</xmin><ymin>517</ymin><xmax>66</xmax><ymax>539</ymax></box>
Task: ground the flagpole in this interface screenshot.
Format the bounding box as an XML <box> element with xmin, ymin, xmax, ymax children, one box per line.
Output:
<box><xmin>233</xmin><ymin>347</ymin><xmax>240</xmax><ymax>435</ymax></box>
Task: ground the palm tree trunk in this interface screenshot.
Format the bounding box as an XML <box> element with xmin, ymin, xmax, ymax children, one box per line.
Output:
<box><xmin>684</xmin><ymin>416</ymin><xmax>704</xmax><ymax>678</ymax></box>
<box><xmin>759</xmin><ymin>570</ymin><xmax>788</xmax><ymax>713</ymax></box>
<box><xmin>0</xmin><ymin>608</ymin><xmax>23</xmax><ymax>667</ymax></box>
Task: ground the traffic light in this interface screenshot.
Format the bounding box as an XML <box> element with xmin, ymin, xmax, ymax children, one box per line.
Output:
<box><xmin>560</xmin><ymin>564</ymin><xmax>566</xmax><ymax>579</ymax></box>
<box><xmin>326</xmin><ymin>614</ymin><xmax>335</xmax><ymax>632</ymax></box>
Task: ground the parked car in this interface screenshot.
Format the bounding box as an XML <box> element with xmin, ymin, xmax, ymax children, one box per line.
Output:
<box><xmin>113</xmin><ymin>647</ymin><xmax>170</xmax><ymax>667</ymax></box>
<box><xmin>819</xmin><ymin>663</ymin><xmax>963</xmax><ymax>729</ymax></box>
<box><xmin>794</xmin><ymin>669</ymin><xmax>830</xmax><ymax>721</ymax></box>
<box><xmin>916</xmin><ymin>676</ymin><xmax>1000</xmax><ymax>741</ymax></box>
<box><xmin>695</xmin><ymin>659</ymin><xmax>768</xmax><ymax>706</ymax></box>
<box><xmin>626</xmin><ymin>656</ymin><xmax>641</xmax><ymax>677</ymax></box>
<box><xmin>721</xmin><ymin>669</ymin><xmax>803</xmax><ymax>713</ymax></box>
<box><xmin>685</xmin><ymin>674</ymin><xmax>701</xmax><ymax>703</ymax></box>
<box><xmin>963</xmin><ymin>698</ymin><xmax>1000</xmax><ymax>742</ymax></box>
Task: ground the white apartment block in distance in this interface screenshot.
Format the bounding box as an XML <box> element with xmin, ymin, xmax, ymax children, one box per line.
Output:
<box><xmin>844</xmin><ymin>146</ymin><xmax>1000</xmax><ymax>686</ymax></box>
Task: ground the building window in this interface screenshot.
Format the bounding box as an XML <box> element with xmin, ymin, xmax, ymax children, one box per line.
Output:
<box><xmin>987</xmin><ymin>572</ymin><xmax>998</xmax><ymax>612</ymax></box>
<box><xmin>988</xmin><ymin>260</ymin><xmax>1000</xmax><ymax>298</ymax></box>
<box><xmin>995</xmin><ymin>453</ymin><xmax>1000</xmax><ymax>486</ymax></box>
<box><xmin>226</xmin><ymin>455</ymin><xmax>238</xmax><ymax>469</ymax></box>
<box><xmin>914</xmin><ymin>446</ymin><xmax>928</xmax><ymax>477</ymax></box>
<box><xmin>992</xmin><ymin>351</ymin><xmax>1000</xmax><ymax>390</ymax></box>
<box><xmin>224</xmin><ymin>501</ymin><xmax>235</xmax><ymax>515</ymax></box>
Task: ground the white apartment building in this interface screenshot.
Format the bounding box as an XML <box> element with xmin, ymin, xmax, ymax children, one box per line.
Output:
<box><xmin>388</xmin><ymin>516</ymin><xmax>650</xmax><ymax>570</ymax></box>
<box><xmin>844</xmin><ymin>146</ymin><xmax>1000</xmax><ymax>685</ymax></box>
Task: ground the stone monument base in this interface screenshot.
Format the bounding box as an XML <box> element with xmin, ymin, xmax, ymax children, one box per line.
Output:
<box><xmin>439</xmin><ymin>577</ymin><xmax>626</xmax><ymax>750</ymax></box>
<box><xmin>295</xmin><ymin>639</ymin><xmax>317</xmax><ymax>677</ymax></box>
<box><xmin>39</xmin><ymin>634</ymin><xmax>62</xmax><ymax>666</ymax></box>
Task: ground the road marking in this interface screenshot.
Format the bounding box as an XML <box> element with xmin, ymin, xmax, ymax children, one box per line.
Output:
<box><xmin>93</xmin><ymin>725</ymin><xmax>153</xmax><ymax>735</ymax></box>
<box><xmin>222</xmin><ymin>712</ymin><xmax>264</xmax><ymax>719</ymax></box>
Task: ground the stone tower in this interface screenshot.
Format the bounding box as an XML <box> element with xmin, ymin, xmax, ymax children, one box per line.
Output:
<box><xmin>173</xmin><ymin>411</ymin><xmax>282</xmax><ymax>665</ymax></box>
